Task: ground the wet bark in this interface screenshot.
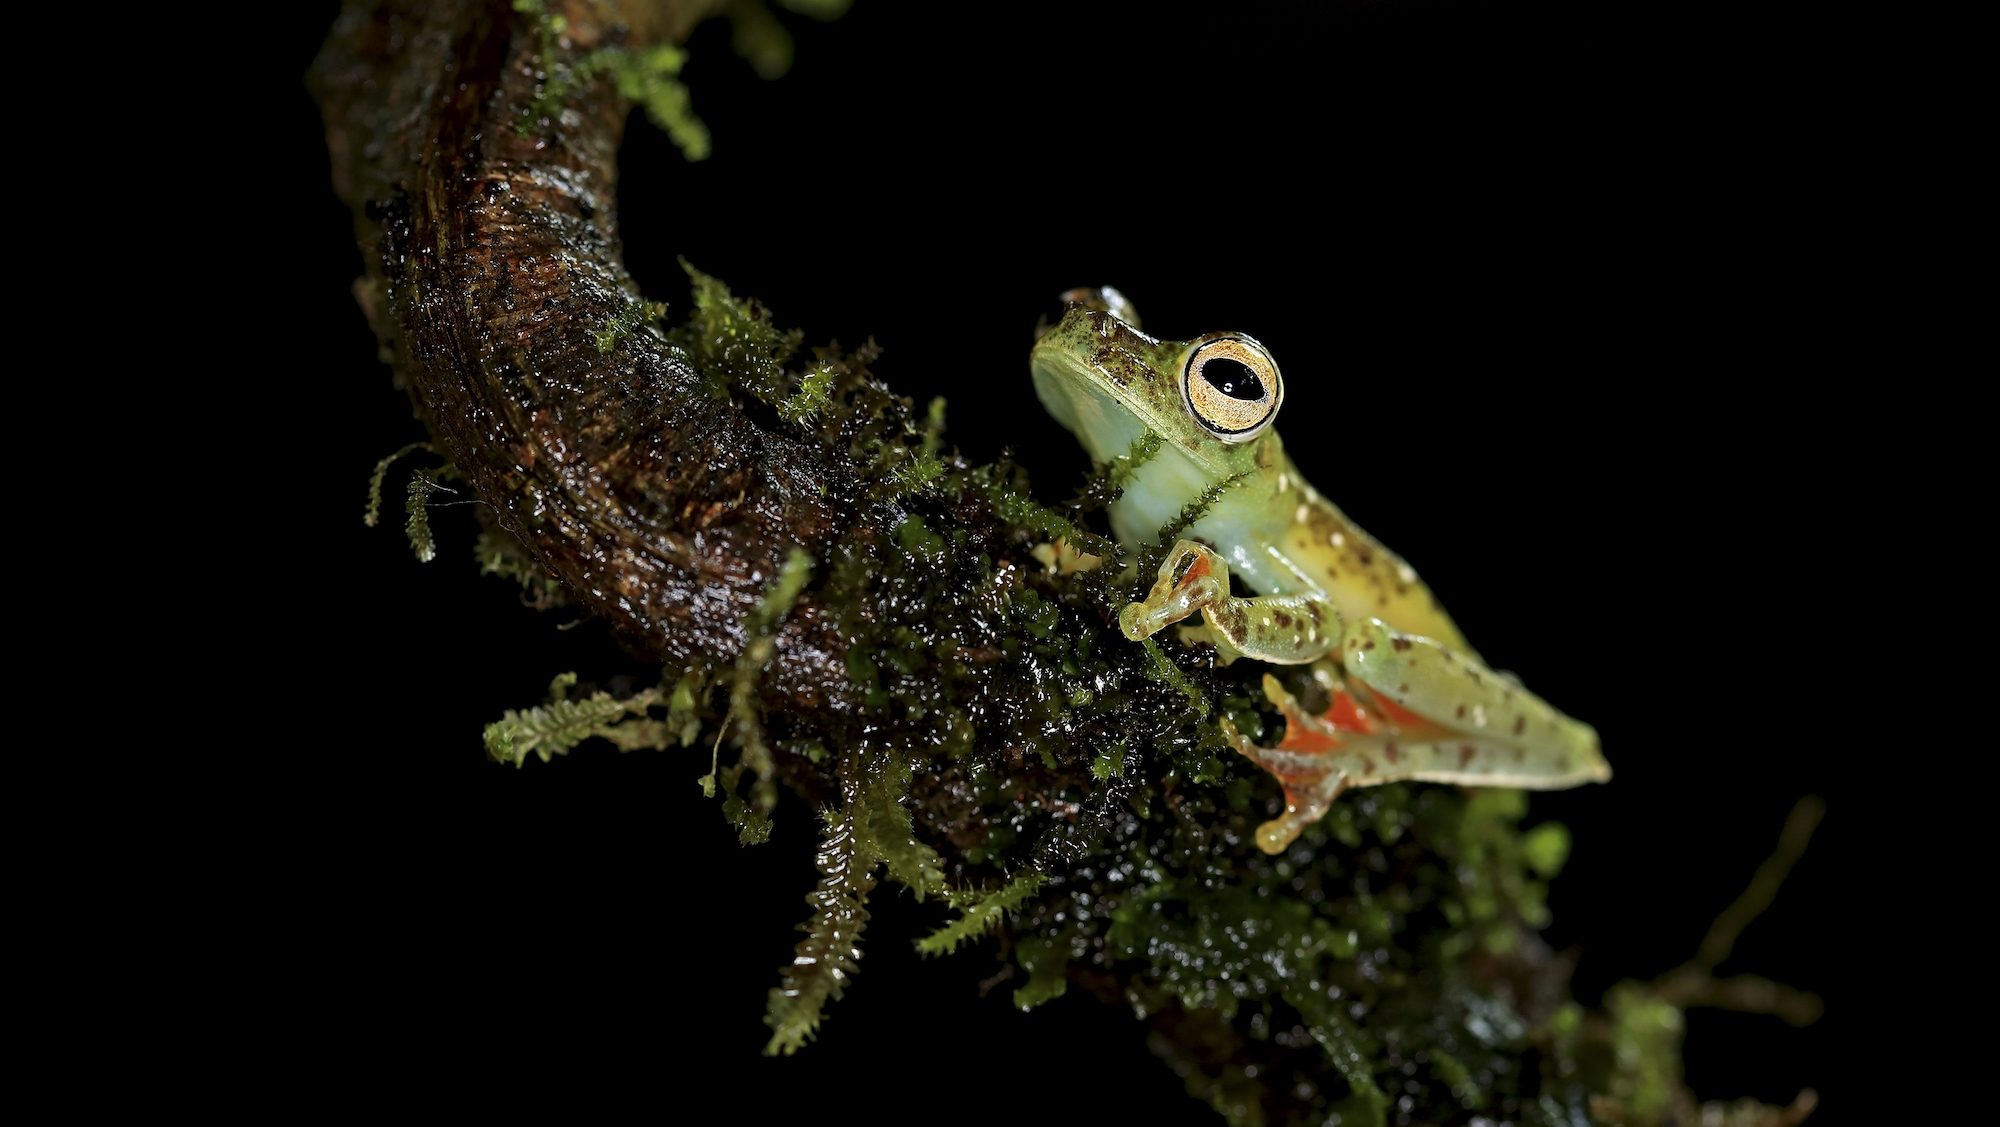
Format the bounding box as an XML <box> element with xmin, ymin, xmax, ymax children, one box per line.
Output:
<box><xmin>313</xmin><ymin>0</ymin><xmax>863</xmax><ymax>721</ymax></box>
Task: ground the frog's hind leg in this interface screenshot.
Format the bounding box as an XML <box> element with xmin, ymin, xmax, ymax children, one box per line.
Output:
<box><xmin>1338</xmin><ymin>617</ymin><xmax>1610</xmax><ymax>792</ymax></box>
<box><xmin>1232</xmin><ymin>621</ymin><xmax>1614</xmax><ymax>854</ymax></box>
<box><xmin>1119</xmin><ymin>539</ymin><xmax>1337</xmax><ymax>665</ymax></box>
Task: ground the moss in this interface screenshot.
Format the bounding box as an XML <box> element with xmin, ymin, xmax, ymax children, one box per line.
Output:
<box><xmin>403</xmin><ymin>472</ymin><xmax>453</xmax><ymax>563</ymax></box>
<box><xmin>765</xmin><ymin>808</ymin><xmax>876</xmax><ymax>1054</ymax></box>
<box><xmin>915</xmin><ymin>873</ymin><xmax>1046</xmax><ymax>956</ymax></box>
<box><xmin>475</xmin><ymin>528</ymin><xmax>570</xmax><ymax>610</ymax></box>
<box><xmin>483</xmin><ymin>673</ymin><xmax>667</xmax><ymax>767</ymax></box>
<box><xmin>670</xmin><ymin>259</ymin><xmax>801</xmax><ymax>402</ymax></box>
<box><xmin>512</xmin><ymin>0</ymin><xmax>709</xmax><ymax>160</ymax></box>
<box><xmin>778</xmin><ymin>362</ymin><xmax>836</xmax><ymax>426</ymax></box>
<box><xmin>362</xmin><ymin>442</ymin><xmax>430</xmax><ymax>528</ymax></box>
<box><xmin>1604</xmin><ymin>983</ymin><xmax>1685</xmax><ymax>1120</ymax></box>
<box><xmin>592</xmin><ymin>297</ymin><xmax>666</xmax><ymax>353</ymax></box>
<box><xmin>727</xmin><ymin>548</ymin><xmax>816</xmax><ymax>819</ymax></box>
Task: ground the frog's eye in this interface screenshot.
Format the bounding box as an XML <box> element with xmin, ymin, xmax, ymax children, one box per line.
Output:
<box><xmin>1183</xmin><ymin>335</ymin><xmax>1283</xmax><ymax>442</ymax></box>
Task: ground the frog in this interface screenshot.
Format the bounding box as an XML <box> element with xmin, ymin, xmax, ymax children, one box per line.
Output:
<box><xmin>1031</xmin><ymin>287</ymin><xmax>1610</xmax><ymax>854</ymax></box>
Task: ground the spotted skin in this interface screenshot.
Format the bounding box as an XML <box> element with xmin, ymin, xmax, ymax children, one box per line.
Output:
<box><xmin>1033</xmin><ymin>292</ymin><xmax>1609</xmax><ymax>853</ymax></box>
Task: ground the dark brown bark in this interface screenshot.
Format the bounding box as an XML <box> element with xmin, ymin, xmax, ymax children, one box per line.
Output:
<box><xmin>313</xmin><ymin>0</ymin><xmax>863</xmax><ymax>716</ymax></box>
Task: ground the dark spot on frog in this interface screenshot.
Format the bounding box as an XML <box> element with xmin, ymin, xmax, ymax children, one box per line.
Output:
<box><xmin>1455</xmin><ymin>704</ymin><xmax>1466</xmax><ymax>719</ymax></box>
<box><xmin>1384</xmin><ymin>743</ymin><xmax>1401</xmax><ymax>763</ymax></box>
<box><xmin>1391</xmin><ymin>637</ymin><xmax>1412</xmax><ymax>652</ymax></box>
<box><xmin>1359</xmin><ymin>755</ymin><xmax>1377</xmax><ymax>775</ymax></box>
<box><xmin>1458</xmin><ymin>745</ymin><xmax>1477</xmax><ymax>767</ymax></box>
<box><xmin>1513</xmin><ymin>716</ymin><xmax>1527</xmax><ymax>735</ymax></box>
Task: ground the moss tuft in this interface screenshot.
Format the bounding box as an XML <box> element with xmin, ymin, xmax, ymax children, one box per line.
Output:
<box><xmin>483</xmin><ymin>673</ymin><xmax>667</xmax><ymax>767</ymax></box>
<box><xmin>512</xmin><ymin>0</ymin><xmax>710</xmax><ymax>160</ymax></box>
<box><xmin>765</xmin><ymin>808</ymin><xmax>876</xmax><ymax>1055</ymax></box>
<box><xmin>916</xmin><ymin>873</ymin><xmax>1047</xmax><ymax>956</ymax></box>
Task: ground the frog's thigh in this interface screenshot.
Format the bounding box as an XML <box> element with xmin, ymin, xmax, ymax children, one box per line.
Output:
<box><xmin>1120</xmin><ymin>539</ymin><xmax>1338</xmax><ymax>665</ymax></box>
<box><xmin>1340</xmin><ymin>617</ymin><xmax>1609</xmax><ymax>787</ymax></box>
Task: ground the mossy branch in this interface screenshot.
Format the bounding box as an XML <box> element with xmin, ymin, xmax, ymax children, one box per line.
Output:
<box><xmin>315</xmin><ymin>5</ymin><xmax>1816</xmax><ymax>1119</ymax></box>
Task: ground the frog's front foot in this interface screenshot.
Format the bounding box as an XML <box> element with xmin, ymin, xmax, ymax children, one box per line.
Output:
<box><xmin>1120</xmin><ymin>540</ymin><xmax>1335</xmax><ymax>663</ymax></box>
<box><xmin>1120</xmin><ymin>541</ymin><xmax>1225</xmax><ymax>641</ymax></box>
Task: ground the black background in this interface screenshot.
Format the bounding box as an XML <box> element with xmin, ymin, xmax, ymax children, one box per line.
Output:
<box><xmin>289</xmin><ymin>1</ymin><xmax>1850</xmax><ymax>1118</ymax></box>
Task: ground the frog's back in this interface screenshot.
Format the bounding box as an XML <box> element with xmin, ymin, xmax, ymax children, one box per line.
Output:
<box><xmin>1259</xmin><ymin>447</ymin><xmax>1476</xmax><ymax>655</ymax></box>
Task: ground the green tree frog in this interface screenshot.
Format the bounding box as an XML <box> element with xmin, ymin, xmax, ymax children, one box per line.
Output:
<box><xmin>1032</xmin><ymin>289</ymin><xmax>1610</xmax><ymax>854</ymax></box>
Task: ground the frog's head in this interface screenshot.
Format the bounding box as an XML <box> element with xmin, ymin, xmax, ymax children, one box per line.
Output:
<box><xmin>1031</xmin><ymin>287</ymin><xmax>1284</xmax><ymax>482</ymax></box>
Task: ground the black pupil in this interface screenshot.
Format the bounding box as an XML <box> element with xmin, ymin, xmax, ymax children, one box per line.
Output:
<box><xmin>1201</xmin><ymin>357</ymin><xmax>1264</xmax><ymax>401</ymax></box>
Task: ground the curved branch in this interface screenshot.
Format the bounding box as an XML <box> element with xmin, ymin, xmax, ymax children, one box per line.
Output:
<box><xmin>314</xmin><ymin>0</ymin><xmax>860</xmax><ymax>714</ymax></box>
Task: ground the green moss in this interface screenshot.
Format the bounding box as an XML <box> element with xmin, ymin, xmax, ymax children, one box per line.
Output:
<box><xmin>363</xmin><ymin>442</ymin><xmax>430</xmax><ymax>528</ymax></box>
<box><xmin>608</xmin><ymin>44</ymin><xmax>709</xmax><ymax>161</ymax></box>
<box><xmin>726</xmin><ymin>548</ymin><xmax>816</xmax><ymax>819</ymax></box>
<box><xmin>404</xmin><ymin>472</ymin><xmax>453</xmax><ymax>563</ymax></box>
<box><xmin>475</xmin><ymin>528</ymin><xmax>570</xmax><ymax>610</ymax></box>
<box><xmin>592</xmin><ymin>297</ymin><xmax>666</xmax><ymax>353</ymax></box>
<box><xmin>512</xmin><ymin>0</ymin><xmax>710</xmax><ymax>161</ymax></box>
<box><xmin>671</xmin><ymin>260</ymin><xmax>801</xmax><ymax>402</ymax></box>
<box><xmin>848</xmin><ymin>751</ymin><xmax>945</xmax><ymax>900</ymax></box>
<box><xmin>483</xmin><ymin>673</ymin><xmax>666</xmax><ymax>766</ymax></box>
<box><xmin>1011</xmin><ymin>930</ymin><xmax>1072</xmax><ymax>1010</ymax></box>
<box><xmin>916</xmin><ymin>873</ymin><xmax>1046</xmax><ymax>956</ymax></box>
<box><xmin>1605</xmin><ymin>982</ymin><xmax>1687</xmax><ymax>1119</ymax></box>
<box><xmin>779</xmin><ymin>362</ymin><xmax>836</xmax><ymax>426</ymax></box>
<box><xmin>765</xmin><ymin>808</ymin><xmax>876</xmax><ymax>1054</ymax></box>
<box><xmin>919</xmin><ymin>396</ymin><xmax>947</xmax><ymax>459</ymax></box>
<box><xmin>978</xmin><ymin>475</ymin><xmax>1115</xmax><ymax>559</ymax></box>
<box><xmin>1072</xmin><ymin>428</ymin><xmax>1164</xmax><ymax>513</ymax></box>
<box><xmin>1523</xmin><ymin>822</ymin><xmax>1571</xmax><ymax>879</ymax></box>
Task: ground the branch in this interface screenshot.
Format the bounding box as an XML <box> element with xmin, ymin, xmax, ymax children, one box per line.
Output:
<box><xmin>315</xmin><ymin>0</ymin><xmax>857</xmax><ymax>723</ymax></box>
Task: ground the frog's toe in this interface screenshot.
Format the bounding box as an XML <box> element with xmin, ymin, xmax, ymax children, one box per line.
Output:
<box><xmin>1119</xmin><ymin>601</ymin><xmax>1157</xmax><ymax>640</ymax></box>
<box><xmin>1255</xmin><ymin>818</ymin><xmax>1299</xmax><ymax>856</ymax></box>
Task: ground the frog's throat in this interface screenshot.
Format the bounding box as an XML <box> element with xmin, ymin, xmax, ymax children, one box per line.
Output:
<box><xmin>1109</xmin><ymin>443</ymin><xmax>1230</xmax><ymax>551</ymax></box>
